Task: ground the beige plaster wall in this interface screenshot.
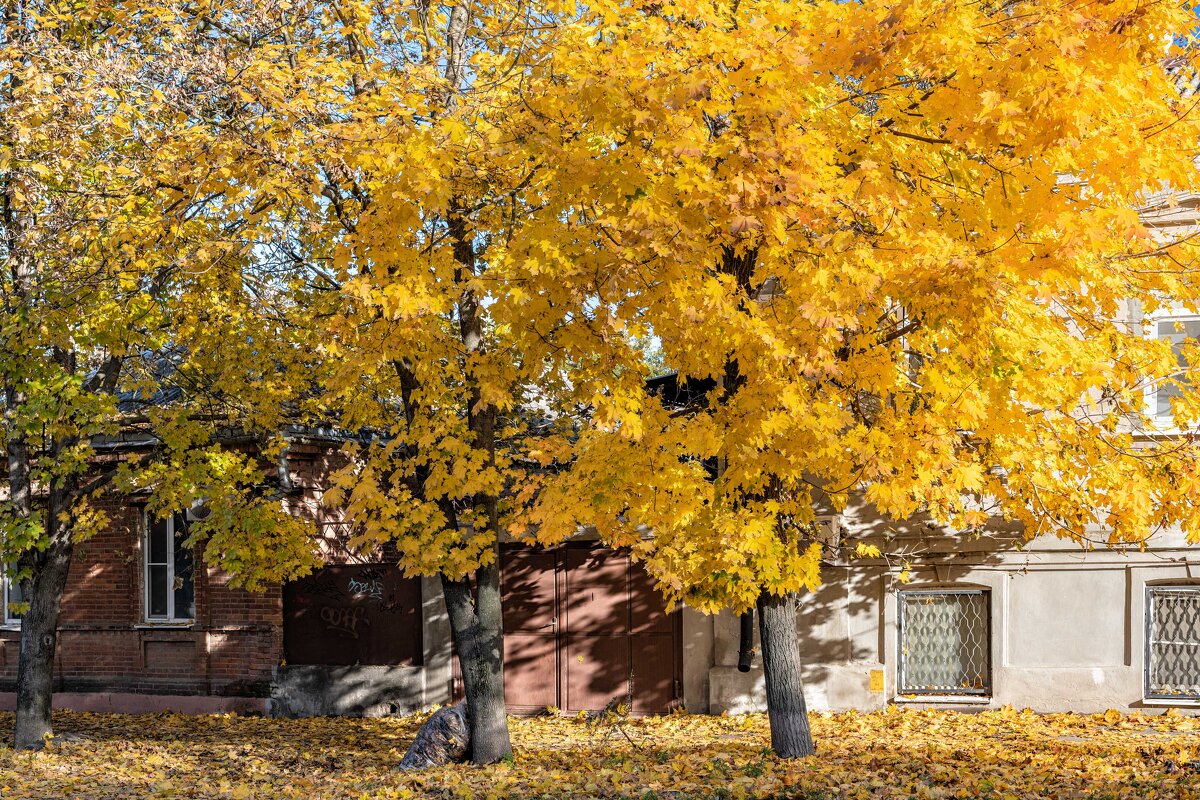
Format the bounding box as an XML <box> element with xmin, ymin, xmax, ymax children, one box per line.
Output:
<box><xmin>705</xmin><ymin>502</ymin><xmax>1200</xmax><ymax>716</ymax></box>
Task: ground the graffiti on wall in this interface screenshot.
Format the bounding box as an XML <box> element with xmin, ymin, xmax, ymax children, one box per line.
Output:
<box><xmin>282</xmin><ymin>564</ymin><xmax>423</xmax><ymax>665</ymax></box>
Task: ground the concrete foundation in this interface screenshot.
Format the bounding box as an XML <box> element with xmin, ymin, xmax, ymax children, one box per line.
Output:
<box><xmin>269</xmin><ymin>664</ymin><xmax>431</xmax><ymax>717</ymax></box>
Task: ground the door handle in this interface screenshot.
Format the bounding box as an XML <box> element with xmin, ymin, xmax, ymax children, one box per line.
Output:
<box><xmin>540</xmin><ymin>617</ymin><xmax>558</xmax><ymax>633</ymax></box>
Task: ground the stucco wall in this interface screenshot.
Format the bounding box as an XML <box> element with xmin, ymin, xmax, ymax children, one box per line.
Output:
<box><xmin>705</xmin><ymin>500</ymin><xmax>1200</xmax><ymax>715</ymax></box>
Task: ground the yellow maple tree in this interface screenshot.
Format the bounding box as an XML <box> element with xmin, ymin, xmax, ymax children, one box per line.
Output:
<box><xmin>197</xmin><ymin>0</ymin><xmax>591</xmax><ymax>763</ymax></box>
<box><xmin>0</xmin><ymin>0</ymin><xmax>324</xmax><ymax>748</ymax></box>
<box><xmin>515</xmin><ymin>0</ymin><xmax>1200</xmax><ymax>756</ymax></box>
<box><xmin>166</xmin><ymin>0</ymin><xmax>1200</xmax><ymax>763</ymax></box>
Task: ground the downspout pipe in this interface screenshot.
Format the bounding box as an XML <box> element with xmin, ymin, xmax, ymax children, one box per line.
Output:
<box><xmin>737</xmin><ymin>610</ymin><xmax>755</xmax><ymax>672</ymax></box>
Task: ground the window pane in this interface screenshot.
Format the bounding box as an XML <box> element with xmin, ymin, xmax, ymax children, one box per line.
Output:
<box><xmin>173</xmin><ymin>524</ymin><xmax>195</xmax><ymax>620</ymax></box>
<box><xmin>149</xmin><ymin>517</ymin><xmax>170</xmax><ymax>565</ymax></box>
<box><xmin>1155</xmin><ymin>319</ymin><xmax>1200</xmax><ymax>344</ymax></box>
<box><xmin>6</xmin><ymin>568</ymin><xmax>23</xmax><ymax>622</ymax></box>
<box><xmin>148</xmin><ymin>565</ymin><xmax>169</xmax><ymax>617</ymax></box>
<box><xmin>1148</xmin><ymin>588</ymin><xmax>1200</xmax><ymax>698</ymax></box>
<box><xmin>1158</xmin><ymin>381</ymin><xmax>1180</xmax><ymax>418</ymax></box>
<box><xmin>900</xmin><ymin>592</ymin><xmax>990</xmax><ymax>694</ymax></box>
<box><xmin>1156</xmin><ymin>320</ymin><xmax>1200</xmax><ymax>417</ymax></box>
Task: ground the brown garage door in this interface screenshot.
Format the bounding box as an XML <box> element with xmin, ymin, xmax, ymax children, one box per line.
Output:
<box><xmin>499</xmin><ymin>543</ymin><xmax>681</xmax><ymax>715</ymax></box>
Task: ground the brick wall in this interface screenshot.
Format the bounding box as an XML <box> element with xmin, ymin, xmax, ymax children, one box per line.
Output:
<box><xmin>0</xmin><ymin>446</ymin><xmax>364</xmax><ymax>699</ymax></box>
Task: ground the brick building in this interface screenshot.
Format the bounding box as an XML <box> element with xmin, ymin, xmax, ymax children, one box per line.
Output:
<box><xmin>0</xmin><ymin>500</ymin><xmax>281</xmax><ymax>714</ymax></box>
<box><xmin>0</xmin><ymin>443</ymin><xmax>336</xmax><ymax>715</ymax></box>
<box><xmin>11</xmin><ymin>425</ymin><xmax>1200</xmax><ymax>719</ymax></box>
<box><xmin>0</xmin><ymin>438</ymin><xmax>682</xmax><ymax>719</ymax></box>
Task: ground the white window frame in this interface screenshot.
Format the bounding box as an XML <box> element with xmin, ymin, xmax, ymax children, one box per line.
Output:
<box><xmin>1145</xmin><ymin>585</ymin><xmax>1200</xmax><ymax>702</ymax></box>
<box><xmin>2</xmin><ymin>566</ymin><xmax>22</xmax><ymax>628</ymax></box>
<box><xmin>1143</xmin><ymin>313</ymin><xmax>1200</xmax><ymax>432</ymax></box>
<box><xmin>143</xmin><ymin>513</ymin><xmax>194</xmax><ymax>624</ymax></box>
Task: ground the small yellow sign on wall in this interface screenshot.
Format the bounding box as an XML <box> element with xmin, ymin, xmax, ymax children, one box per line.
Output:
<box><xmin>869</xmin><ymin>669</ymin><xmax>885</xmax><ymax>693</ymax></box>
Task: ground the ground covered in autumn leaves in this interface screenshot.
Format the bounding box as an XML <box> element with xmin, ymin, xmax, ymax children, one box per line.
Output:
<box><xmin>2</xmin><ymin>707</ymin><xmax>1200</xmax><ymax>798</ymax></box>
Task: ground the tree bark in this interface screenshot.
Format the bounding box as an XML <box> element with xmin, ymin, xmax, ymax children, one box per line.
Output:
<box><xmin>441</xmin><ymin>557</ymin><xmax>511</xmax><ymax>764</ymax></box>
<box><xmin>715</xmin><ymin>245</ymin><xmax>815</xmax><ymax>757</ymax></box>
<box><xmin>444</xmin><ymin>145</ymin><xmax>511</xmax><ymax>761</ymax></box>
<box><xmin>418</xmin><ymin>0</ymin><xmax>512</xmax><ymax>764</ymax></box>
<box><xmin>13</xmin><ymin>486</ymin><xmax>74</xmax><ymax>750</ymax></box>
<box><xmin>10</xmin><ymin>349</ymin><xmax>91</xmax><ymax>749</ymax></box>
<box><xmin>757</xmin><ymin>590</ymin><xmax>815</xmax><ymax>758</ymax></box>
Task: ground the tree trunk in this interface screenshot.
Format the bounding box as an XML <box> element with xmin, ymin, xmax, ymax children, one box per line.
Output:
<box><xmin>714</xmin><ymin>272</ymin><xmax>814</xmax><ymax>756</ymax></box>
<box><xmin>428</xmin><ymin>0</ymin><xmax>509</xmax><ymax>765</ymax></box>
<box><xmin>441</xmin><ymin>557</ymin><xmax>511</xmax><ymax>764</ymax></box>
<box><xmin>13</xmin><ymin>491</ymin><xmax>74</xmax><ymax>750</ymax></box>
<box><xmin>757</xmin><ymin>590</ymin><xmax>815</xmax><ymax>758</ymax></box>
<box><xmin>442</xmin><ymin>89</ymin><xmax>510</xmax><ymax>760</ymax></box>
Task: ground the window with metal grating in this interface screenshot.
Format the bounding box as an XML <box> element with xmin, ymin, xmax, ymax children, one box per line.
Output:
<box><xmin>1146</xmin><ymin>586</ymin><xmax>1200</xmax><ymax>700</ymax></box>
<box><xmin>898</xmin><ymin>589</ymin><xmax>991</xmax><ymax>696</ymax></box>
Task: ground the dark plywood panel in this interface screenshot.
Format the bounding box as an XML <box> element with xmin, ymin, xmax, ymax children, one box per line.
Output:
<box><xmin>283</xmin><ymin>564</ymin><xmax>422</xmax><ymax>666</ymax></box>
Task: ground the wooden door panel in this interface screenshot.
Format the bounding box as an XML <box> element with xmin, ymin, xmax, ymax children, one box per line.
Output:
<box><xmin>630</xmin><ymin>564</ymin><xmax>675</xmax><ymax>635</ymax></box>
<box><xmin>504</xmin><ymin>633</ymin><xmax>557</xmax><ymax>712</ymax></box>
<box><xmin>502</xmin><ymin>549</ymin><xmax>557</xmax><ymax>634</ymax></box>
<box><xmin>500</xmin><ymin>543</ymin><xmax>683</xmax><ymax>715</ymax></box>
<box><xmin>631</xmin><ymin>634</ymin><xmax>677</xmax><ymax>713</ymax></box>
<box><xmin>500</xmin><ymin>547</ymin><xmax>558</xmax><ymax>712</ymax></box>
<box><xmin>562</xmin><ymin>547</ymin><xmax>629</xmax><ymax>634</ymax></box>
<box><xmin>562</xmin><ymin>635</ymin><xmax>631</xmax><ymax>712</ymax></box>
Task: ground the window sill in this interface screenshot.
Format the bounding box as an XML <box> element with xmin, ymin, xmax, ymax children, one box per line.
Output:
<box><xmin>1144</xmin><ymin>422</ymin><xmax>1195</xmax><ymax>436</ymax></box>
<box><xmin>0</xmin><ymin>624</ymin><xmax>20</xmax><ymax>632</ymax></box>
<box><xmin>134</xmin><ymin>622</ymin><xmax>195</xmax><ymax>630</ymax></box>
<box><xmin>894</xmin><ymin>694</ymin><xmax>992</xmax><ymax>705</ymax></box>
<box><xmin>1143</xmin><ymin>697</ymin><xmax>1200</xmax><ymax>707</ymax></box>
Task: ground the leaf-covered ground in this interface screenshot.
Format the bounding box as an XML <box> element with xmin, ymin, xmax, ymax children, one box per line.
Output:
<box><xmin>1</xmin><ymin>707</ymin><xmax>1200</xmax><ymax>799</ymax></box>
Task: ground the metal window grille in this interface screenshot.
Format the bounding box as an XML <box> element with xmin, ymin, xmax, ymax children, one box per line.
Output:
<box><xmin>898</xmin><ymin>589</ymin><xmax>991</xmax><ymax>695</ymax></box>
<box><xmin>1146</xmin><ymin>587</ymin><xmax>1200</xmax><ymax>700</ymax></box>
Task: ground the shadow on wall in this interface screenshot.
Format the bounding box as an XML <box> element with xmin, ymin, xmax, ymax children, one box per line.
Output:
<box><xmin>499</xmin><ymin>543</ymin><xmax>680</xmax><ymax>716</ymax></box>
<box><xmin>269</xmin><ymin>582</ymin><xmax>447</xmax><ymax>720</ymax></box>
<box><xmin>707</xmin><ymin>504</ymin><xmax>1019</xmax><ymax>715</ymax></box>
